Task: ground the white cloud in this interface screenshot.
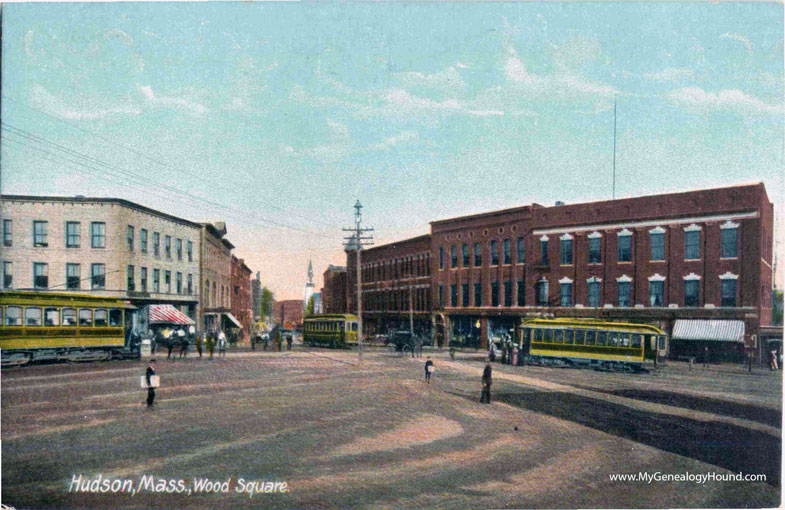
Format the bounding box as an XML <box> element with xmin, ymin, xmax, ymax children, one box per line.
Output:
<box><xmin>504</xmin><ymin>45</ymin><xmax>535</xmax><ymax>85</ymax></box>
<box><xmin>385</xmin><ymin>88</ymin><xmax>463</xmax><ymax>112</ymax></box>
<box><xmin>138</xmin><ymin>85</ymin><xmax>208</xmax><ymax>115</ymax></box>
<box><xmin>468</xmin><ymin>110</ymin><xmax>504</xmax><ymax>117</ymax></box>
<box><xmin>720</xmin><ymin>33</ymin><xmax>753</xmax><ymax>55</ymax></box>
<box><xmin>644</xmin><ymin>67</ymin><xmax>695</xmax><ymax>83</ymax></box>
<box><xmin>393</xmin><ymin>66</ymin><xmax>465</xmax><ymax>92</ymax></box>
<box><xmin>29</xmin><ymin>84</ymin><xmax>141</xmax><ymax>120</ymax></box>
<box><xmin>666</xmin><ymin>87</ymin><xmax>783</xmax><ymax>115</ymax></box>
<box><xmin>557</xmin><ymin>74</ymin><xmax>618</xmax><ymax>97</ymax></box>
<box><xmin>366</xmin><ymin>130</ymin><xmax>419</xmax><ymax>151</ymax></box>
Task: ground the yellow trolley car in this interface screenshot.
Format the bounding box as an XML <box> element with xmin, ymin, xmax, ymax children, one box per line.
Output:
<box><xmin>0</xmin><ymin>291</ymin><xmax>136</xmax><ymax>366</ymax></box>
<box><xmin>303</xmin><ymin>314</ymin><xmax>358</xmax><ymax>349</ymax></box>
<box><xmin>520</xmin><ymin>317</ymin><xmax>668</xmax><ymax>371</ymax></box>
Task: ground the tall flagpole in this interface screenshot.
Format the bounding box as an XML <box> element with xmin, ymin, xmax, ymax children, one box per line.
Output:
<box><xmin>612</xmin><ymin>98</ymin><xmax>617</xmax><ymax>200</ymax></box>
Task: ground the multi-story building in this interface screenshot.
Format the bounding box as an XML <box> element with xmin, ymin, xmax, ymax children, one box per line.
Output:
<box><xmin>199</xmin><ymin>222</ymin><xmax>234</xmax><ymax>331</ymax></box>
<box><xmin>344</xmin><ymin>183</ymin><xmax>774</xmax><ymax>360</ymax></box>
<box><xmin>273</xmin><ymin>299</ymin><xmax>304</xmax><ymax>329</ymax></box>
<box><xmin>322</xmin><ymin>265</ymin><xmax>347</xmax><ymax>314</ymax></box>
<box><xmin>230</xmin><ymin>255</ymin><xmax>253</xmax><ymax>343</ymax></box>
<box><xmin>251</xmin><ymin>271</ymin><xmax>262</xmax><ymax>321</ymax></box>
<box><xmin>0</xmin><ymin>195</ymin><xmax>201</xmax><ymax>332</ymax></box>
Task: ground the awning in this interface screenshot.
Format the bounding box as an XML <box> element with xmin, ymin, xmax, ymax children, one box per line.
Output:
<box><xmin>149</xmin><ymin>304</ymin><xmax>195</xmax><ymax>325</ymax></box>
<box><xmin>224</xmin><ymin>312</ymin><xmax>242</xmax><ymax>329</ymax></box>
<box><xmin>672</xmin><ymin>320</ymin><xmax>745</xmax><ymax>343</ymax></box>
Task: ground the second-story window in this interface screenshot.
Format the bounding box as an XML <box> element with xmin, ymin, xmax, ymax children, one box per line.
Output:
<box><xmin>560</xmin><ymin>237</ymin><xmax>573</xmax><ymax>265</ymax></box>
<box><xmin>588</xmin><ymin>280</ymin><xmax>600</xmax><ymax>307</ymax></box>
<box><xmin>721</xmin><ymin>227</ymin><xmax>738</xmax><ymax>258</ymax></box>
<box><xmin>91</xmin><ymin>222</ymin><xmax>106</xmax><ymax>249</ymax></box>
<box><xmin>33</xmin><ymin>262</ymin><xmax>48</xmax><ymax>289</ymax></box>
<box><xmin>141</xmin><ymin>267</ymin><xmax>148</xmax><ymax>292</ymax></box>
<box><xmin>33</xmin><ymin>221</ymin><xmax>48</xmax><ymax>247</ymax></box>
<box><xmin>503</xmin><ymin>239</ymin><xmax>511</xmax><ymax>265</ymax></box>
<box><xmin>490</xmin><ymin>240</ymin><xmax>499</xmax><ymax>266</ymax></box>
<box><xmin>517</xmin><ymin>237</ymin><xmax>525</xmax><ymax>263</ymax></box>
<box><xmin>649</xmin><ymin>280</ymin><xmax>664</xmax><ymax>306</ymax></box>
<box><xmin>176</xmin><ymin>239</ymin><xmax>183</xmax><ymax>261</ymax></box>
<box><xmin>187</xmin><ymin>240</ymin><xmax>193</xmax><ymax>262</ymax></box>
<box><xmin>153</xmin><ymin>269</ymin><xmax>160</xmax><ymax>293</ymax></box>
<box><xmin>91</xmin><ymin>264</ymin><xmax>105</xmax><ymax>289</ymax></box>
<box><xmin>450</xmin><ymin>245</ymin><xmax>457</xmax><ymax>268</ymax></box>
<box><xmin>153</xmin><ymin>232</ymin><xmax>160</xmax><ymax>257</ymax></box>
<box><xmin>462</xmin><ymin>244</ymin><xmax>469</xmax><ymax>267</ymax></box>
<box><xmin>618</xmin><ymin>281</ymin><xmax>631</xmax><ymax>307</ymax></box>
<box><xmin>141</xmin><ymin>229</ymin><xmax>148</xmax><ymax>254</ymax></box>
<box><xmin>66</xmin><ymin>222</ymin><xmax>80</xmax><ymax>248</ymax></box>
<box><xmin>126</xmin><ymin>226</ymin><xmax>135</xmax><ymax>251</ymax></box>
<box><xmin>685</xmin><ymin>230</ymin><xmax>700</xmax><ymax>260</ymax></box>
<box><xmin>165</xmin><ymin>236</ymin><xmax>172</xmax><ymax>259</ymax></box>
<box><xmin>474</xmin><ymin>243</ymin><xmax>482</xmax><ymax>266</ymax></box>
<box><xmin>187</xmin><ymin>273</ymin><xmax>193</xmax><ymax>294</ymax></box>
<box><xmin>540</xmin><ymin>238</ymin><xmax>548</xmax><ymax>265</ymax></box>
<box><xmin>127</xmin><ymin>265</ymin><xmax>135</xmax><ymax>291</ymax></box>
<box><xmin>66</xmin><ymin>263</ymin><xmax>81</xmax><ymax>290</ymax></box>
<box><xmin>3</xmin><ymin>219</ymin><xmax>12</xmax><ymax>247</ymax></box>
<box><xmin>684</xmin><ymin>279</ymin><xmax>699</xmax><ymax>307</ymax></box>
<box><xmin>589</xmin><ymin>237</ymin><xmax>601</xmax><ymax>263</ymax></box>
<box><xmin>650</xmin><ymin>232</ymin><xmax>665</xmax><ymax>261</ymax></box>
<box><xmin>3</xmin><ymin>262</ymin><xmax>12</xmax><ymax>288</ymax></box>
<box><xmin>618</xmin><ymin>233</ymin><xmax>632</xmax><ymax>262</ymax></box>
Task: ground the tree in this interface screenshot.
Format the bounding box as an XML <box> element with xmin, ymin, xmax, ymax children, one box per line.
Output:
<box><xmin>773</xmin><ymin>290</ymin><xmax>783</xmax><ymax>326</ymax></box>
<box><xmin>260</xmin><ymin>287</ymin><xmax>275</xmax><ymax>322</ymax></box>
<box><xmin>306</xmin><ymin>295</ymin><xmax>315</xmax><ymax>316</ymax></box>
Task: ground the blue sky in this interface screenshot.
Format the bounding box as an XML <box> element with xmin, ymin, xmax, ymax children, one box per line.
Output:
<box><xmin>2</xmin><ymin>2</ymin><xmax>783</xmax><ymax>298</ymax></box>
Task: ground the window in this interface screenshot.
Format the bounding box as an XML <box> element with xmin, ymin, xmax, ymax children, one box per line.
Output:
<box><xmin>439</xmin><ymin>247</ymin><xmax>445</xmax><ymax>270</ymax></box>
<box><xmin>33</xmin><ymin>262</ymin><xmax>48</xmax><ymax>289</ymax></box>
<box><xmin>490</xmin><ymin>240</ymin><xmax>499</xmax><ymax>266</ymax></box>
<box><xmin>153</xmin><ymin>269</ymin><xmax>160</xmax><ymax>293</ymax></box>
<box><xmin>574</xmin><ymin>330</ymin><xmax>585</xmax><ymax>345</ymax></box>
<box><xmin>618</xmin><ymin>234</ymin><xmax>632</xmax><ymax>262</ymax></box>
<box><xmin>560</xmin><ymin>282</ymin><xmax>572</xmax><ymax>307</ymax></box>
<box><xmin>165</xmin><ymin>236</ymin><xmax>172</xmax><ymax>259</ymax></box>
<box><xmin>126</xmin><ymin>225</ymin><xmax>135</xmax><ymax>251</ymax></box>
<box><xmin>79</xmin><ymin>309</ymin><xmax>93</xmax><ymax>326</ymax></box>
<box><xmin>3</xmin><ymin>262</ymin><xmax>12</xmax><ymax>288</ymax></box>
<box><xmin>153</xmin><ymin>232</ymin><xmax>160</xmax><ymax>256</ymax></box>
<box><xmin>721</xmin><ymin>279</ymin><xmax>737</xmax><ymax>307</ymax></box>
<box><xmin>109</xmin><ymin>309</ymin><xmax>123</xmax><ymax>327</ymax></box>
<box><xmin>165</xmin><ymin>270</ymin><xmax>171</xmax><ymax>293</ymax></box>
<box><xmin>540</xmin><ymin>239</ymin><xmax>548</xmax><ymax>265</ymax></box>
<box><xmin>450</xmin><ymin>246</ymin><xmax>457</xmax><ymax>268</ymax></box>
<box><xmin>504</xmin><ymin>280</ymin><xmax>512</xmax><ymax>307</ymax></box>
<box><xmin>187</xmin><ymin>273</ymin><xmax>193</xmax><ymax>294</ymax></box>
<box><xmin>176</xmin><ymin>239</ymin><xmax>183</xmax><ymax>261</ymax></box>
<box><xmin>66</xmin><ymin>222</ymin><xmax>80</xmax><ymax>248</ymax></box>
<box><xmin>141</xmin><ymin>267</ymin><xmax>148</xmax><ymax>292</ymax></box>
<box><xmin>474</xmin><ymin>243</ymin><xmax>482</xmax><ymax>266</ymax></box>
<box><xmin>91</xmin><ymin>222</ymin><xmax>106</xmax><ymax>248</ymax></box>
<box><xmin>588</xmin><ymin>280</ymin><xmax>600</xmax><ymax>307</ymax></box>
<box><xmin>462</xmin><ymin>244</ymin><xmax>470</xmax><ymax>267</ymax></box>
<box><xmin>141</xmin><ymin>229</ymin><xmax>148</xmax><ymax>253</ymax></box>
<box><xmin>589</xmin><ymin>237</ymin><xmax>601</xmax><ymax>263</ymax></box>
<box><xmin>187</xmin><ymin>241</ymin><xmax>193</xmax><ymax>262</ymax></box>
<box><xmin>560</xmin><ymin>238</ymin><xmax>573</xmax><ymax>265</ymax></box>
<box><xmin>3</xmin><ymin>219</ymin><xmax>12</xmax><ymax>247</ymax></box>
<box><xmin>474</xmin><ymin>282</ymin><xmax>482</xmax><ymax>307</ymax></box>
<box><xmin>617</xmin><ymin>281</ymin><xmax>631</xmax><ymax>307</ymax></box>
<box><xmin>44</xmin><ymin>307</ymin><xmax>59</xmax><ymax>326</ymax></box>
<box><xmin>517</xmin><ymin>237</ymin><xmax>525</xmax><ymax>263</ymax></box>
<box><xmin>462</xmin><ymin>283</ymin><xmax>469</xmax><ymax>307</ymax></box>
<box><xmin>450</xmin><ymin>284</ymin><xmax>458</xmax><ymax>306</ymax></box>
<box><xmin>91</xmin><ymin>263</ymin><xmax>105</xmax><ymax>290</ymax></box>
<box><xmin>33</xmin><ymin>221</ymin><xmax>48</xmax><ymax>247</ymax></box>
<box><xmin>61</xmin><ymin>308</ymin><xmax>77</xmax><ymax>326</ymax></box>
<box><xmin>127</xmin><ymin>265</ymin><xmax>135</xmax><ymax>291</ymax></box>
<box><xmin>503</xmin><ymin>239</ymin><xmax>511</xmax><ymax>265</ymax></box>
<box><xmin>517</xmin><ymin>278</ymin><xmax>525</xmax><ymax>306</ymax></box>
<box><xmin>536</xmin><ymin>280</ymin><xmax>548</xmax><ymax>306</ymax></box>
<box><xmin>649</xmin><ymin>281</ymin><xmax>664</xmax><ymax>306</ymax></box>
<box><xmin>721</xmin><ymin>228</ymin><xmax>738</xmax><ymax>258</ymax></box>
<box><xmin>25</xmin><ymin>307</ymin><xmax>42</xmax><ymax>326</ymax></box>
<box><xmin>684</xmin><ymin>279</ymin><xmax>699</xmax><ymax>307</ymax></box>
<box><xmin>438</xmin><ymin>284</ymin><xmax>444</xmax><ymax>307</ymax></box>
<box><xmin>66</xmin><ymin>263</ymin><xmax>80</xmax><ymax>290</ymax></box>
<box><xmin>5</xmin><ymin>306</ymin><xmax>21</xmax><ymax>325</ymax></box>
<box><xmin>176</xmin><ymin>272</ymin><xmax>183</xmax><ymax>294</ymax></box>
<box><xmin>94</xmin><ymin>309</ymin><xmax>108</xmax><ymax>327</ymax></box>
<box><xmin>685</xmin><ymin>231</ymin><xmax>700</xmax><ymax>260</ymax></box>
<box><xmin>650</xmin><ymin>232</ymin><xmax>664</xmax><ymax>261</ymax></box>
<box><xmin>491</xmin><ymin>281</ymin><xmax>499</xmax><ymax>307</ymax></box>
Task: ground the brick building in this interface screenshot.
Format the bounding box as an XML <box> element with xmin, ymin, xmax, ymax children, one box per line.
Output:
<box><xmin>273</xmin><ymin>299</ymin><xmax>304</xmax><ymax>329</ymax></box>
<box><xmin>345</xmin><ymin>183</ymin><xmax>774</xmax><ymax>359</ymax></box>
<box><xmin>230</xmin><ymin>255</ymin><xmax>253</xmax><ymax>343</ymax></box>
<box><xmin>321</xmin><ymin>265</ymin><xmax>347</xmax><ymax>314</ymax></box>
<box><xmin>199</xmin><ymin>222</ymin><xmax>234</xmax><ymax>332</ymax></box>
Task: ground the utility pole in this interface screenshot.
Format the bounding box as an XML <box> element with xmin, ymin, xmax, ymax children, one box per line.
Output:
<box><xmin>409</xmin><ymin>285</ymin><xmax>414</xmax><ymax>336</ymax></box>
<box><xmin>343</xmin><ymin>200</ymin><xmax>374</xmax><ymax>361</ymax></box>
<box><xmin>612</xmin><ymin>97</ymin><xmax>617</xmax><ymax>200</ymax></box>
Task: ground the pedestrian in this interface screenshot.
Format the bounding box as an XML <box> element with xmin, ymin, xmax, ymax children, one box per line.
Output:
<box><xmin>424</xmin><ymin>357</ymin><xmax>434</xmax><ymax>383</ymax></box>
<box><xmin>286</xmin><ymin>334</ymin><xmax>293</xmax><ymax>351</ymax></box>
<box><xmin>251</xmin><ymin>333</ymin><xmax>256</xmax><ymax>351</ymax></box>
<box><xmin>145</xmin><ymin>359</ymin><xmax>157</xmax><ymax>408</ymax></box>
<box><xmin>218</xmin><ymin>330</ymin><xmax>227</xmax><ymax>358</ymax></box>
<box><xmin>206</xmin><ymin>331</ymin><xmax>215</xmax><ymax>359</ymax></box>
<box><xmin>276</xmin><ymin>331</ymin><xmax>282</xmax><ymax>352</ymax></box>
<box><xmin>195</xmin><ymin>331</ymin><xmax>203</xmax><ymax>358</ymax></box>
<box><xmin>263</xmin><ymin>334</ymin><xmax>269</xmax><ymax>351</ymax></box>
<box><xmin>178</xmin><ymin>328</ymin><xmax>188</xmax><ymax>358</ymax></box>
<box><xmin>703</xmin><ymin>346</ymin><xmax>710</xmax><ymax>368</ymax></box>
<box><xmin>512</xmin><ymin>344</ymin><xmax>518</xmax><ymax>366</ymax></box>
<box><xmin>501</xmin><ymin>342</ymin><xmax>508</xmax><ymax>365</ymax></box>
<box><xmin>480</xmin><ymin>363</ymin><xmax>492</xmax><ymax>404</ymax></box>
<box><xmin>770</xmin><ymin>349</ymin><xmax>779</xmax><ymax>371</ymax></box>
<box><xmin>163</xmin><ymin>327</ymin><xmax>175</xmax><ymax>360</ymax></box>
<box><xmin>488</xmin><ymin>343</ymin><xmax>496</xmax><ymax>363</ymax></box>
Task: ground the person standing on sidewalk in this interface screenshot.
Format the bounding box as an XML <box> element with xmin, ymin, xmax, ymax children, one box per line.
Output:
<box><xmin>218</xmin><ymin>330</ymin><xmax>227</xmax><ymax>358</ymax></box>
<box><xmin>480</xmin><ymin>363</ymin><xmax>492</xmax><ymax>404</ymax></box>
<box><xmin>145</xmin><ymin>359</ymin><xmax>156</xmax><ymax>408</ymax></box>
<box><xmin>424</xmin><ymin>357</ymin><xmax>434</xmax><ymax>383</ymax></box>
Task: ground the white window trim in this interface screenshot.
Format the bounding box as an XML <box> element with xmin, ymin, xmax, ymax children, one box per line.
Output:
<box><xmin>617</xmin><ymin>228</ymin><xmax>632</xmax><ymax>237</ymax></box>
<box><xmin>719</xmin><ymin>272</ymin><xmax>739</xmax><ymax>280</ymax></box>
<box><xmin>559</xmin><ymin>277</ymin><xmax>573</xmax><ymax>284</ymax></box>
<box><xmin>587</xmin><ymin>277</ymin><xmax>602</xmax><ymax>283</ymax></box>
<box><xmin>649</xmin><ymin>226</ymin><xmax>666</xmax><ymax>234</ymax></box>
<box><xmin>684</xmin><ymin>223</ymin><xmax>702</xmax><ymax>232</ymax></box>
<box><xmin>616</xmin><ymin>275</ymin><xmax>632</xmax><ymax>283</ymax></box>
<box><xmin>648</xmin><ymin>273</ymin><xmax>666</xmax><ymax>282</ymax></box>
<box><xmin>720</xmin><ymin>220</ymin><xmax>740</xmax><ymax>230</ymax></box>
<box><xmin>587</xmin><ymin>231</ymin><xmax>602</xmax><ymax>239</ymax></box>
<box><xmin>538</xmin><ymin>277</ymin><xmax>549</xmax><ymax>284</ymax></box>
<box><xmin>683</xmin><ymin>273</ymin><xmax>701</xmax><ymax>281</ymax></box>
<box><xmin>559</xmin><ymin>233</ymin><xmax>573</xmax><ymax>241</ymax></box>
<box><xmin>539</xmin><ymin>234</ymin><xmax>549</xmax><ymax>242</ymax></box>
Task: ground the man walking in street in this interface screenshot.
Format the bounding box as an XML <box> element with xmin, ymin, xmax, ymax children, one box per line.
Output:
<box><xmin>145</xmin><ymin>359</ymin><xmax>156</xmax><ymax>408</ymax></box>
<box><xmin>703</xmin><ymin>346</ymin><xmax>710</xmax><ymax>368</ymax></box>
<box><xmin>424</xmin><ymin>357</ymin><xmax>434</xmax><ymax>383</ymax></box>
<box><xmin>480</xmin><ymin>363</ymin><xmax>493</xmax><ymax>404</ymax></box>
<box><xmin>218</xmin><ymin>329</ymin><xmax>227</xmax><ymax>358</ymax></box>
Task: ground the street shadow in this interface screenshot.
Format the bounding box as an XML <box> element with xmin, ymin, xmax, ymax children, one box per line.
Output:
<box><xmin>454</xmin><ymin>389</ymin><xmax>780</xmax><ymax>487</ymax></box>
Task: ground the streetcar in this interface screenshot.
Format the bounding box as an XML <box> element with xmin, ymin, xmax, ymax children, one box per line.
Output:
<box><xmin>520</xmin><ymin>317</ymin><xmax>668</xmax><ymax>371</ymax></box>
<box><xmin>0</xmin><ymin>290</ymin><xmax>137</xmax><ymax>367</ymax></box>
<box><xmin>302</xmin><ymin>314</ymin><xmax>358</xmax><ymax>348</ymax></box>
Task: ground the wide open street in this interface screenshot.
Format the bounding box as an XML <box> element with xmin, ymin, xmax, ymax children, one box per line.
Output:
<box><xmin>2</xmin><ymin>348</ymin><xmax>780</xmax><ymax>509</ymax></box>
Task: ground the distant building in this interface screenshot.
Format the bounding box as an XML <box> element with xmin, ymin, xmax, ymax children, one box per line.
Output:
<box><xmin>322</xmin><ymin>265</ymin><xmax>347</xmax><ymax>314</ymax></box>
<box><xmin>230</xmin><ymin>255</ymin><xmax>253</xmax><ymax>343</ymax></box>
<box><xmin>274</xmin><ymin>299</ymin><xmax>304</xmax><ymax>329</ymax></box>
<box><xmin>251</xmin><ymin>271</ymin><xmax>262</xmax><ymax>321</ymax></box>
<box><xmin>303</xmin><ymin>259</ymin><xmax>315</xmax><ymax>311</ymax></box>
<box><xmin>199</xmin><ymin>222</ymin><xmax>233</xmax><ymax>332</ymax></box>
<box><xmin>312</xmin><ymin>292</ymin><xmax>323</xmax><ymax>314</ymax></box>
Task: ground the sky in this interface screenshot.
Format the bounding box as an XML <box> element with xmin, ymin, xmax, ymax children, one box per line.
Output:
<box><xmin>1</xmin><ymin>2</ymin><xmax>783</xmax><ymax>299</ymax></box>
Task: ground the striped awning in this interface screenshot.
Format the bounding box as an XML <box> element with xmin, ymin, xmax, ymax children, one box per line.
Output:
<box><xmin>224</xmin><ymin>312</ymin><xmax>242</xmax><ymax>329</ymax></box>
<box><xmin>672</xmin><ymin>320</ymin><xmax>745</xmax><ymax>343</ymax></box>
<box><xmin>149</xmin><ymin>304</ymin><xmax>195</xmax><ymax>325</ymax></box>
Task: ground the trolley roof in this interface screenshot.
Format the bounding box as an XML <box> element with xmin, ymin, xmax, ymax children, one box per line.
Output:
<box><xmin>0</xmin><ymin>291</ymin><xmax>136</xmax><ymax>309</ymax></box>
<box><xmin>522</xmin><ymin>317</ymin><xmax>664</xmax><ymax>334</ymax></box>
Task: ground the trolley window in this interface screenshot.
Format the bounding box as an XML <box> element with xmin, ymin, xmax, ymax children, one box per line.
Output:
<box><xmin>618</xmin><ymin>333</ymin><xmax>630</xmax><ymax>347</ymax></box>
<box><xmin>79</xmin><ymin>309</ymin><xmax>93</xmax><ymax>326</ymax></box>
<box><xmin>521</xmin><ymin>328</ymin><xmax>531</xmax><ymax>343</ymax></box>
<box><xmin>94</xmin><ymin>309</ymin><xmax>108</xmax><ymax>326</ymax></box>
<box><xmin>109</xmin><ymin>309</ymin><xmax>122</xmax><ymax>327</ymax></box>
<box><xmin>352</xmin><ymin>322</ymin><xmax>358</xmax><ymax>332</ymax></box>
<box><xmin>606</xmin><ymin>332</ymin><xmax>618</xmax><ymax>347</ymax></box>
<box><xmin>534</xmin><ymin>328</ymin><xmax>543</xmax><ymax>342</ymax></box>
<box><xmin>596</xmin><ymin>331</ymin><xmax>607</xmax><ymax>346</ymax></box>
<box><xmin>658</xmin><ymin>335</ymin><xmax>666</xmax><ymax>350</ymax></box>
<box><xmin>585</xmin><ymin>330</ymin><xmax>596</xmax><ymax>346</ymax></box>
<box><xmin>543</xmin><ymin>328</ymin><xmax>553</xmax><ymax>343</ymax></box>
<box><xmin>25</xmin><ymin>307</ymin><xmax>42</xmax><ymax>326</ymax></box>
<box><xmin>574</xmin><ymin>329</ymin><xmax>585</xmax><ymax>345</ymax></box>
<box><xmin>563</xmin><ymin>329</ymin><xmax>574</xmax><ymax>345</ymax></box>
<box><xmin>0</xmin><ymin>307</ymin><xmax>3</xmax><ymax>326</ymax></box>
<box><xmin>5</xmin><ymin>306</ymin><xmax>21</xmax><ymax>326</ymax></box>
<box><xmin>63</xmin><ymin>308</ymin><xmax>77</xmax><ymax>326</ymax></box>
<box><xmin>553</xmin><ymin>329</ymin><xmax>564</xmax><ymax>343</ymax></box>
<box><xmin>631</xmin><ymin>334</ymin><xmax>643</xmax><ymax>349</ymax></box>
<box><xmin>44</xmin><ymin>307</ymin><xmax>60</xmax><ymax>326</ymax></box>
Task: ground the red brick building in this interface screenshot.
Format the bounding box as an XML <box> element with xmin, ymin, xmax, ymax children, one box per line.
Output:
<box><xmin>346</xmin><ymin>183</ymin><xmax>774</xmax><ymax>359</ymax></box>
<box><xmin>321</xmin><ymin>265</ymin><xmax>347</xmax><ymax>314</ymax></box>
<box><xmin>230</xmin><ymin>255</ymin><xmax>253</xmax><ymax>343</ymax></box>
<box><xmin>274</xmin><ymin>299</ymin><xmax>304</xmax><ymax>329</ymax></box>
